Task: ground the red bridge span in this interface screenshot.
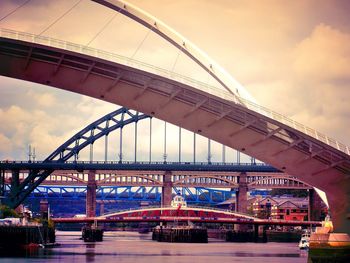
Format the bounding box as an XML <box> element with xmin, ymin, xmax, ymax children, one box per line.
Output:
<box><xmin>52</xmin><ymin>206</ymin><xmax>321</xmax><ymax>227</ymax></box>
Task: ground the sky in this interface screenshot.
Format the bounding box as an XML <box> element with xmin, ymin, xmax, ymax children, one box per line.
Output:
<box><xmin>0</xmin><ymin>0</ymin><xmax>349</xmax><ymax>162</ymax></box>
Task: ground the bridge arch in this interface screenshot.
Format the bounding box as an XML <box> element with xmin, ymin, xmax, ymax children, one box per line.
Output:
<box><xmin>46</xmin><ymin>173</ymin><xmax>86</xmax><ymax>185</ymax></box>
<box><xmin>92</xmin><ymin>0</ymin><xmax>253</xmax><ymax>102</ymax></box>
<box><xmin>46</xmin><ymin>107</ymin><xmax>150</xmax><ymax>162</ymax></box>
<box><xmin>99</xmin><ymin>206</ymin><xmax>259</xmax><ymax>221</ymax></box>
<box><xmin>4</xmin><ymin>107</ymin><xmax>150</xmax><ymax>208</ymax></box>
<box><xmin>174</xmin><ymin>174</ymin><xmax>238</xmax><ymax>188</ymax></box>
<box><xmin>98</xmin><ymin>174</ymin><xmax>162</xmax><ymax>186</ymax></box>
<box><xmin>248</xmin><ymin>176</ymin><xmax>312</xmax><ymax>190</ymax></box>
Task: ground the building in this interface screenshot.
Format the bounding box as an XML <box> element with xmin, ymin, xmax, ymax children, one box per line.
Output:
<box><xmin>216</xmin><ymin>194</ymin><xmax>327</xmax><ymax>221</ymax></box>
<box><xmin>271</xmin><ymin>199</ymin><xmax>309</xmax><ymax>221</ymax></box>
<box><xmin>252</xmin><ymin>197</ymin><xmax>278</xmax><ymax>219</ymax></box>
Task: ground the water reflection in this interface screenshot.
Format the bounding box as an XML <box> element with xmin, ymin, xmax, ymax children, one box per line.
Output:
<box><xmin>0</xmin><ymin>231</ymin><xmax>309</xmax><ymax>263</ymax></box>
<box><xmin>85</xmin><ymin>243</ymin><xmax>96</xmax><ymax>262</ymax></box>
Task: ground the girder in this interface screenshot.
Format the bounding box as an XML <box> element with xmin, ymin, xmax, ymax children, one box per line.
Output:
<box><xmin>3</xmin><ymin>168</ymin><xmax>310</xmax><ymax>190</ymax></box>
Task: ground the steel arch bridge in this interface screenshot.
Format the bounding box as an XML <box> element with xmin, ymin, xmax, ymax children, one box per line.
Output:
<box><xmin>1</xmin><ymin>107</ymin><xmax>150</xmax><ymax>208</ymax></box>
<box><xmin>0</xmin><ymin>0</ymin><xmax>349</xmax><ymax>233</ymax></box>
<box><xmin>1</xmin><ymin>106</ymin><xmax>312</xmax><ymax>209</ymax></box>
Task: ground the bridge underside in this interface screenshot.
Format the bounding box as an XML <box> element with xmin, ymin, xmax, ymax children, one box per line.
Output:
<box><xmin>0</xmin><ymin>37</ymin><xmax>349</xmax><ymax>233</ymax></box>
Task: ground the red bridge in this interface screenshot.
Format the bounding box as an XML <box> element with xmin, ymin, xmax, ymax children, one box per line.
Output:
<box><xmin>52</xmin><ymin>206</ymin><xmax>321</xmax><ymax>227</ymax></box>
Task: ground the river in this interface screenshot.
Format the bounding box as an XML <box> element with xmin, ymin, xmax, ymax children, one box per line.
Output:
<box><xmin>0</xmin><ymin>231</ymin><xmax>309</xmax><ymax>262</ymax></box>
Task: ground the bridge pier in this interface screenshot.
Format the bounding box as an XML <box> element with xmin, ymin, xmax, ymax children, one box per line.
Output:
<box><xmin>235</xmin><ymin>172</ymin><xmax>249</xmax><ymax>231</ymax></box>
<box><xmin>10</xmin><ymin>170</ymin><xmax>19</xmax><ymax>190</ymax></box>
<box><xmin>86</xmin><ymin>170</ymin><xmax>97</xmax><ymax>218</ymax></box>
<box><xmin>253</xmin><ymin>224</ymin><xmax>267</xmax><ymax>243</ymax></box>
<box><xmin>309</xmin><ymin>188</ymin><xmax>323</xmax><ymax>221</ymax></box>
<box><xmin>0</xmin><ymin>169</ymin><xmax>5</xmax><ymax>198</ymax></box>
<box><xmin>6</xmin><ymin>170</ymin><xmax>20</xmax><ymax>206</ymax></box>
<box><xmin>161</xmin><ymin>171</ymin><xmax>173</xmax><ymax>207</ymax></box>
<box><xmin>236</xmin><ymin>172</ymin><xmax>248</xmax><ymax>214</ymax></box>
<box><xmin>99</xmin><ymin>201</ymin><xmax>105</xmax><ymax>216</ymax></box>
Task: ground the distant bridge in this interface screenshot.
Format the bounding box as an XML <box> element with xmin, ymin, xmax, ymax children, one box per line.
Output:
<box><xmin>52</xmin><ymin>205</ymin><xmax>321</xmax><ymax>227</ymax></box>
<box><xmin>1</xmin><ymin>161</ymin><xmax>311</xmax><ymax>189</ymax></box>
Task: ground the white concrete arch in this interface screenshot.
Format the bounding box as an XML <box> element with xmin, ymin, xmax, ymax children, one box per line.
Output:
<box><xmin>91</xmin><ymin>0</ymin><xmax>255</xmax><ymax>103</ymax></box>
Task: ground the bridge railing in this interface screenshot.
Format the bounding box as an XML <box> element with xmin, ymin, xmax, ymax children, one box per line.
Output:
<box><xmin>0</xmin><ymin>160</ymin><xmax>269</xmax><ymax>166</ymax></box>
<box><xmin>1</xmin><ymin>28</ymin><xmax>349</xmax><ymax>156</ymax></box>
<box><xmin>101</xmin><ymin>205</ymin><xmax>258</xmax><ymax>220</ymax></box>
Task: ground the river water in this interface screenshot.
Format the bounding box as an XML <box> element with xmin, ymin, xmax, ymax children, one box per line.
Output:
<box><xmin>1</xmin><ymin>231</ymin><xmax>309</xmax><ymax>262</ymax></box>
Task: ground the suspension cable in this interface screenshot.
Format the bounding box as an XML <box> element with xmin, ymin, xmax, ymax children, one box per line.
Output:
<box><xmin>0</xmin><ymin>0</ymin><xmax>32</xmax><ymax>23</ymax></box>
<box><xmin>86</xmin><ymin>12</ymin><xmax>119</xmax><ymax>47</ymax></box>
<box><xmin>39</xmin><ymin>0</ymin><xmax>83</xmax><ymax>36</ymax></box>
<box><xmin>170</xmin><ymin>49</ymin><xmax>181</xmax><ymax>73</ymax></box>
<box><xmin>130</xmin><ymin>28</ymin><xmax>151</xmax><ymax>59</ymax></box>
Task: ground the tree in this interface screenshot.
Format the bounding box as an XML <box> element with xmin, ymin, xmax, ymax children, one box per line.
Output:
<box><xmin>0</xmin><ymin>205</ymin><xmax>19</xmax><ymax>218</ymax></box>
<box><xmin>270</xmin><ymin>189</ymin><xmax>308</xmax><ymax>198</ymax></box>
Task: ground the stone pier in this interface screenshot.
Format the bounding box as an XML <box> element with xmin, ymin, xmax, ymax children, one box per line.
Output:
<box><xmin>235</xmin><ymin>172</ymin><xmax>249</xmax><ymax>231</ymax></box>
<box><xmin>236</xmin><ymin>172</ymin><xmax>248</xmax><ymax>214</ymax></box>
<box><xmin>86</xmin><ymin>170</ymin><xmax>97</xmax><ymax>218</ymax></box>
<box><xmin>161</xmin><ymin>171</ymin><xmax>173</xmax><ymax>207</ymax></box>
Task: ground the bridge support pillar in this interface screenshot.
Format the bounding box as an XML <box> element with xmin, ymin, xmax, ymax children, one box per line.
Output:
<box><xmin>0</xmin><ymin>169</ymin><xmax>5</xmax><ymax>198</ymax></box>
<box><xmin>253</xmin><ymin>224</ymin><xmax>267</xmax><ymax>243</ymax></box>
<box><xmin>99</xmin><ymin>201</ymin><xmax>105</xmax><ymax>216</ymax></box>
<box><xmin>86</xmin><ymin>170</ymin><xmax>97</xmax><ymax>218</ymax></box>
<box><xmin>161</xmin><ymin>171</ymin><xmax>173</xmax><ymax>207</ymax></box>
<box><xmin>7</xmin><ymin>170</ymin><xmax>20</xmax><ymax>206</ymax></box>
<box><xmin>309</xmin><ymin>188</ymin><xmax>322</xmax><ymax>221</ymax></box>
<box><xmin>236</xmin><ymin>172</ymin><xmax>248</xmax><ymax>214</ymax></box>
<box><xmin>11</xmin><ymin>170</ymin><xmax>19</xmax><ymax>190</ymax></box>
<box><xmin>229</xmin><ymin>188</ymin><xmax>235</xmax><ymax>211</ymax></box>
<box><xmin>254</xmin><ymin>224</ymin><xmax>259</xmax><ymax>242</ymax></box>
<box><xmin>235</xmin><ymin>172</ymin><xmax>249</xmax><ymax>231</ymax></box>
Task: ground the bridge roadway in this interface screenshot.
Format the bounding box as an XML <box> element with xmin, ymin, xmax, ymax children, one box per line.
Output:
<box><xmin>0</xmin><ymin>160</ymin><xmax>279</xmax><ymax>172</ymax></box>
<box><xmin>52</xmin><ymin>206</ymin><xmax>322</xmax><ymax>227</ymax></box>
<box><xmin>0</xmin><ymin>161</ymin><xmax>312</xmax><ymax>189</ymax></box>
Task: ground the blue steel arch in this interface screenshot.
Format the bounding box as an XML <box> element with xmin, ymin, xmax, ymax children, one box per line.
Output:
<box><xmin>7</xmin><ymin>107</ymin><xmax>150</xmax><ymax>208</ymax></box>
<box><xmin>46</xmin><ymin>107</ymin><xmax>150</xmax><ymax>162</ymax></box>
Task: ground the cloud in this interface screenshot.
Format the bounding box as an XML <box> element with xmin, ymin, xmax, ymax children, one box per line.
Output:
<box><xmin>0</xmin><ymin>133</ymin><xmax>12</xmax><ymax>159</ymax></box>
<box><xmin>293</xmin><ymin>24</ymin><xmax>350</xmax><ymax>81</ymax></box>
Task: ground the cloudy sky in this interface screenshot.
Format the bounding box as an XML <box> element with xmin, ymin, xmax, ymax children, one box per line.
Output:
<box><xmin>0</xmin><ymin>0</ymin><xmax>349</xmax><ymax>162</ymax></box>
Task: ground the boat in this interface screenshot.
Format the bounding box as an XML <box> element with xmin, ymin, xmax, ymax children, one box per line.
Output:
<box><xmin>299</xmin><ymin>215</ymin><xmax>334</xmax><ymax>249</ymax></box>
<box><xmin>299</xmin><ymin>232</ymin><xmax>310</xmax><ymax>249</ymax></box>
